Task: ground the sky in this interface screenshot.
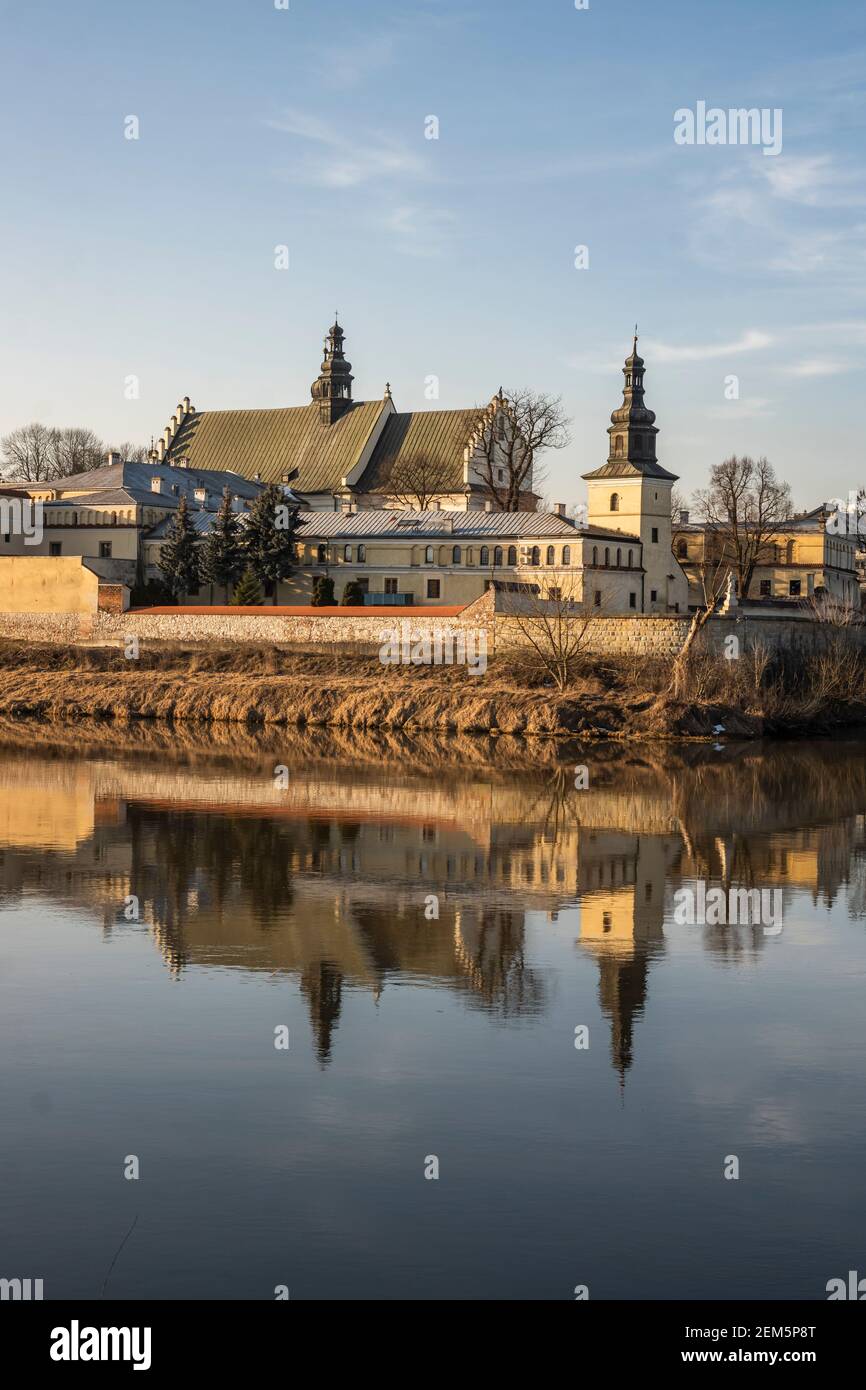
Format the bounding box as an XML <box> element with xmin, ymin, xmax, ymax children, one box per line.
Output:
<box><xmin>0</xmin><ymin>0</ymin><xmax>864</xmax><ymax>509</ymax></box>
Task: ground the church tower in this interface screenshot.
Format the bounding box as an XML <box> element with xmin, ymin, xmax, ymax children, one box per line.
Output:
<box><xmin>583</xmin><ymin>334</ymin><xmax>688</xmax><ymax>613</ymax></box>
<box><xmin>311</xmin><ymin>316</ymin><xmax>354</xmax><ymax>425</ymax></box>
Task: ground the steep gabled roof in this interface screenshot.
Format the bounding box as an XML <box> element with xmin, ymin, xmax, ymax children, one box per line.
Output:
<box><xmin>356</xmin><ymin>408</ymin><xmax>486</xmax><ymax>494</ymax></box>
<box><xmin>166</xmin><ymin>400</ymin><xmax>385</xmax><ymax>493</ymax></box>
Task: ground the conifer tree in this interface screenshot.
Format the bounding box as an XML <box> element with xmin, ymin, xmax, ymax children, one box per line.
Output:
<box><xmin>342</xmin><ymin>580</ymin><xmax>365</xmax><ymax>606</ymax></box>
<box><xmin>244</xmin><ymin>483</ymin><xmax>299</xmax><ymax>603</ymax></box>
<box><xmin>232</xmin><ymin>567</ymin><xmax>263</xmax><ymax>606</ymax></box>
<box><xmin>158</xmin><ymin>494</ymin><xmax>200</xmax><ymax>601</ymax></box>
<box><xmin>200</xmin><ymin>487</ymin><xmax>245</xmax><ymax>602</ymax></box>
<box><xmin>312</xmin><ymin>575</ymin><xmax>335</xmax><ymax>606</ymax></box>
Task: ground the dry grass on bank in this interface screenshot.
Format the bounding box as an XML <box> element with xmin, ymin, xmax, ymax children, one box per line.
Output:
<box><xmin>0</xmin><ymin>634</ymin><xmax>863</xmax><ymax>738</ymax></box>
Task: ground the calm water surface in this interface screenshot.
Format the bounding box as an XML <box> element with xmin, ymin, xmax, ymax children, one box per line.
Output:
<box><xmin>1</xmin><ymin>724</ymin><xmax>864</xmax><ymax>1300</ymax></box>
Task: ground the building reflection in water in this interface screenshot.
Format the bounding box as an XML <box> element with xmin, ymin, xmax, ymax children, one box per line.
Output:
<box><xmin>1</xmin><ymin>735</ymin><xmax>866</xmax><ymax>1080</ymax></box>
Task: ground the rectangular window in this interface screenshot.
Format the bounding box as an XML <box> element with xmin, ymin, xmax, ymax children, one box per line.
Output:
<box><xmin>426</xmin><ymin>579</ymin><xmax>441</xmax><ymax>599</ymax></box>
<box><xmin>99</xmin><ymin>541</ymin><xmax>112</xmax><ymax>559</ymax></box>
<box><xmin>759</xmin><ymin>579</ymin><xmax>771</xmax><ymax>596</ymax></box>
<box><xmin>629</xmin><ymin>592</ymin><xmax>636</xmax><ymax>609</ymax></box>
<box><xmin>593</xmin><ymin>590</ymin><xmax>601</xmax><ymax>607</ymax></box>
<box><xmin>49</xmin><ymin>542</ymin><xmax>61</xmax><ymax>556</ymax></box>
<box><xmin>650</xmin><ymin>589</ymin><xmax>657</xmax><ymax>602</ymax></box>
<box><xmin>651</xmin><ymin>527</ymin><xmax>659</xmax><ymax>544</ymax></box>
<box><xmin>356</xmin><ymin>577</ymin><xmax>369</xmax><ymax>594</ymax></box>
<box><xmin>789</xmin><ymin>580</ymin><xmax>801</xmax><ymax>596</ymax></box>
<box><xmin>384</xmin><ymin>577</ymin><xmax>398</xmax><ymax>595</ymax></box>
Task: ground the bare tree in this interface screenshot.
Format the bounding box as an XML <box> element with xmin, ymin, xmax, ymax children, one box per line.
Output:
<box><xmin>669</xmin><ymin>555</ymin><xmax>731</xmax><ymax>699</ymax></box>
<box><xmin>476</xmin><ymin>388</ymin><xmax>571</xmax><ymax>512</ymax></box>
<box><xmin>382</xmin><ymin>452</ymin><xmax>458</xmax><ymax>510</ymax></box>
<box><xmin>106</xmin><ymin>440</ymin><xmax>150</xmax><ymax>464</ymax></box>
<box><xmin>1</xmin><ymin>422</ymin><xmax>56</xmax><ymax>481</ymax></box>
<box><xmin>693</xmin><ymin>455</ymin><xmax>792</xmax><ymax>599</ymax></box>
<box><xmin>499</xmin><ymin>569</ymin><xmax>598</xmax><ymax>691</ymax></box>
<box><xmin>48</xmin><ymin>427</ymin><xmax>104</xmax><ymax>476</ymax></box>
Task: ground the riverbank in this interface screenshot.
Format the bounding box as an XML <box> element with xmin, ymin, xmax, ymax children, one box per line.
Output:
<box><xmin>0</xmin><ymin>638</ymin><xmax>865</xmax><ymax>739</ymax></box>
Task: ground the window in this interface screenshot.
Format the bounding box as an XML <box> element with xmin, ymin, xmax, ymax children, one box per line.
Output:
<box><xmin>452</xmin><ymin>545</ymin><xmax>461</xmax><ymax>564</ymax></box>
<box><xmin>99</xmin><ymin>541</ymin><xmax>112</xmax><ymax>559</ymax></box>
<box><xmin>789</xmin><ymin>579</ymin><xmax>801</xmax><ymax>596</ymax></box>
<box><xmin>317</xmin><ymin>544</ymin><xmax>327</xmax><ymax>563</ymax></box>
<box><xmin>424</xmin><ymin>545</ymin><xmax>434</xmax><ymax>564</ymax></box>
<box><xmin>548</xmin><ymin>586</ymin><xmax>562</xmax><ymax>600</ymax></box>
<box><xmin>610</xmin><ymin>492</ymin><xmax>619</xmax><ymax>511</ymax></box>
<box><xmin>760</xmin><ymin>579</ymin><xmax>771</xmax><ymax>596</ymax></box>
<box><xmin>651</xmin><ymin>527</ymin><xmax>659</xmax><ymax>544</ymax></box>
<box><xmin>627</xmin><ymin>549</ymin><xmax>633</xmax><ymax>567</ymax></box>
<box><xmin>677</xmin><ymin>539</ymin><xmax>688</xmax><ymax>558</ymax></box>
<box><xmin>357</xmin><ymin>544</ymin><xmax>366</xmax><ymax>563</ymax></box>
<box><xmin>616</xmin><ymin>548</ymin><xmax>621</xmax><ymax>567</ymax></box>
<box><xmin>629</xmin><ymin>592</ymin><xmax>636</xmax><ymax>609</ymax></box>
<box><xmin>592</xmin><ymin>546</ymin><xmax>598</xmax><ymax>565</ymax></box>
<box><xmin>497</xmin><ymin>469</ymin><xmax>504</xmax><ymax>482</ymax></box>
<box><xmin>480</xmin><ymin>546</ymin><xmax>489</xmax><ymax>566</ymax></box>
<box><xmin>593</xmin><ymin>590</ymin><xmax>601</xmax><ymax>607</ymax></box>
<box><xmin>604</xmin><ymin>547</ymin><xmax>610</xmax><ymax>566</ymax></box>
<box><xmin>343</xmin><ymin>545</ymin><xmax>352</xmax><ymax>562</ymax></box>
<box><xmin>614</xmin><ymin>437</ymin><xmax>624</xmax><ymax>458</ymax></box>
<box><xmin>650</xmin><ymin>589</ymin><xmax>657</xmax><ymax>602</ymax></box>
<box><xmin>531</xmin><ymin>546</ymin><xmax>540</xmax><ymax>565</ymax></box>
<box><xmin>493</xmin><ymin>546</ymin><xmax>502</xmax><ymax>566</ymax></box>
<box><xmin>427</xmin><ymin>578</ymin><xmax>441</xmax><ymax>599</ymax></box>
<box><xmin>507</xmin><ymin>545</ymin><xmax>517</xmax><ymax>565</ymax></box>
<box><xmin>49</xmin><ymin>542</ymin><xmax>62</xmax><ymax>556</ymax></box>
<box><xmin>2</xmin><ymin>533</ymin><xmax>8</xmax><ymax>543</ymax></box>
<box><xmin>496</xmin><ymin>414</ymin><xmax>505</xmax><ymax>440</ymax></box>
<box><xmin>562</xmin><ymin>545</ymin><xmax>570</xmax><ymax>565</ymax></box>
<box><xmin>546</xmin><ymin>545</ymin><xmax>555</xmax><ymax>565</ymax></box>
<box><xmin>384</xmin><ymin>577</ymin><xmax>398</xmax><ymax>595</ymax></box>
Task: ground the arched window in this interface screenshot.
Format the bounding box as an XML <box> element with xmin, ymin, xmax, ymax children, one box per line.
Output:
<box><xmin>357</xmin><ymin>544</ymin><xmax>366</xmax><ymax>563</ymax></box>
<box><xmin>676</xmin><ymin>540</ymin><xmax>688</xmax><ymax>558</ymax></box>
<box><xmin>343</xmin><ymin>544</ymin><xmax>352</xmax><ymax>561</ymax></box>
<box><xmin>562</xmin><ymin>545</ymin><xmax>571</xmax><ymax>565</ymax></box>
<box><xmin>592</xmin><ymin>546</ymin><xmax>598</xmax><ymax>565</ymax></box>
<box><xmin>604</xmin><ymin>547</ymin><xmax>610</xmax><ymax>566</ymax></box>
<box><xmin>480</xmin><ymin>546</ymin><xmax>489</xmax><ymax>566</ymax></box>
<box><xmin>546</xmin><ymin>545</ymin><xmax>555</xmax><ymax>566</ymax></box>
<box><xmin>425</xmin><ymin>545</ymin><xmax>434</xmax><ymax>564</ymax></box>
<box><xmin>531</xmin><ymin>546</ymin><xmax>540</xmax><ymax>565</ymax></box>
<box><xmin>610</xmin><ymin>492</ymin><xmax>620</xmax><ymax>511</ymax></box>
<box><xmin>317</xmin><ymin>544</ymin><xmax>327</xmax><ymax>563</ymax></box>
<box><xmin>614</xmin><ymin>437</ymin><xmax>624</xmax><ymax>458</ymax></box>
<box><xmin>627</xmin><ymin>549</ymin><xmax>633</xmax><ymax>567</ymax></box>
<box><xmin>452</xmin><ymin>545</ymin><xmax>461</xmax><ymax>564</ymax></box>
<box><xmin>493</xmin><ymin>546</ymin><xmax>503</xmax><ymax>566</ymax></box>
<box><xmin>616</xmin><ymin>548</ymin><xmax>621</xmax><ymax>567</ymax></box>
<box><xmin>507</xmin><ymin>545</ymin><xmax>517</xmax><ymax>565</ymax></box>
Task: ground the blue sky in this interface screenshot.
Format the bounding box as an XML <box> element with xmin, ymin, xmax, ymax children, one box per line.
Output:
<box><xmin>0</xmin><ymin>0</ymin><xmax>864</xmax><ymax>507</ymax></box>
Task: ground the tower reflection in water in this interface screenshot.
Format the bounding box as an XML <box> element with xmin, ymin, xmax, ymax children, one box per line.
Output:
<box><xmin>1</xmin><ymin>731</ymin><xmax>865</xmax><ymax>1083</ymax></box>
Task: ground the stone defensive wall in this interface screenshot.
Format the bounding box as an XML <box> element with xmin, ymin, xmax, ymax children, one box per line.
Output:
<box><xmin>0</xmin><ymin>574</ymin><xmax>863</xmax><ymax>658</ymax></box>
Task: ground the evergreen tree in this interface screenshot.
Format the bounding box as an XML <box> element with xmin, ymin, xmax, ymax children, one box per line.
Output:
<box><xmin>342</xmin><ymin>580</ymin><xmax>366</xmax><ymax>606</ymax></box>
<box><xmin>158</xmin><ymin>495</ymin><xmax>200</xmax><ymax>601</ymax></box>
<box><xmin>312</xmin><ymin>575</ymin><xmax>335</xmax><ymax>606</ymax></box>
<box><xmin>200</xmin><ymin>487</ymin><xmax>245</xmax><ymax>602</ymax></box>
<box><xmin>232</xmin><ymin>568</ymin><xmax>263</xmax><ymax>606</ymax></box>
<box><xmin>244</xmin><ymin>483</ymin><xmax>299</xmax><ymax>604</ymax></box>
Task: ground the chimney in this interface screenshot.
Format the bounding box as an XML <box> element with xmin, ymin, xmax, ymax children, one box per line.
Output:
<box><xmin>105</xmin><ymin>450</ymin><xmax>121</xmax><ymax>466</ymax></box>
<box><xmin>679</xmin><ymin>509</ymin><xmax>689</xmax><ymax>525</ymax></box>
<box><xmin>182</xmin><ymin>396</ymin><xmax>191</xmax><ymax>412</ymax></box>
<box><xmin>484</xmin><ymin>500</ymin><xmax>494</xmax><ymax>513</ymax></box>
<box><xmin>430</xmin><ymin>499</ymin><xmax>441</xmax><ymax>511</ymax></box>
<box><xmin>442</xmin><ymin>515</ymin><xmax>454</xmax><ymax>534</ymax></box>
<box><xmin>554</xmin><ymin>502</ymin><xmax>566</xmax><ymax>517</ymax></box>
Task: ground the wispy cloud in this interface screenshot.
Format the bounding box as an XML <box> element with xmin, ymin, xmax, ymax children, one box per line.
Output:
<box><xmin>707</xmin><ymin>397</ymin><xmax>775</xmax><ymax>421</ymax></box>
<box><xmin>781</xmin><ymin>357</ymin><xmax>851</xmax><ymax>378</ymax></box>
<box><xmin>645</xmin><ymin>329</ymin><xmax>773</xmax><ymax>363</ymax></box>
<box><xmin>381</xmin><ymin>204</ymin><xmax>457</xmax><ymax>258</ymax></box>
<box><xmin>267</xmin><ymin>109</ymin><xmax>427</xmax><ymax>189</ymax></box>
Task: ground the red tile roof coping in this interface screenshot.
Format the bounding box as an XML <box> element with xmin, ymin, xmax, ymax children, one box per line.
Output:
<box><xmin>127</xmin><ymin>604</ymin><xmax>470</xmax><ymax>617</ymax></box>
